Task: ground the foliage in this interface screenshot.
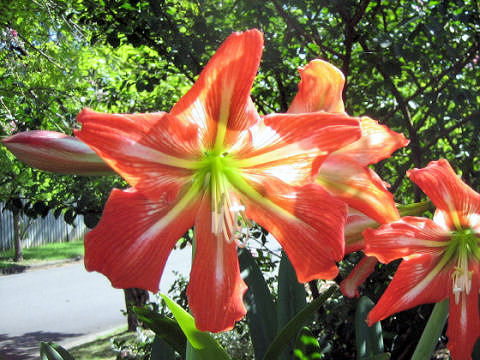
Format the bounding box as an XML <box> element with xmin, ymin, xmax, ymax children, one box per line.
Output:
<box><xmin>68</xmin><ymin>329</ymin><xmax>135</xmax><ymax>360</ymax></box>
<box><xmin>3</xmin><ymin>0</ymin><xmax>480</xmax><ymax>221</ymax></box>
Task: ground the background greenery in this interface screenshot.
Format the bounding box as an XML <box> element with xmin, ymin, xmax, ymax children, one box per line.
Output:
<box><xmin>1</xmin><ymin>0</ymin><xmax>479</xmax><ymax>358</ymax></box>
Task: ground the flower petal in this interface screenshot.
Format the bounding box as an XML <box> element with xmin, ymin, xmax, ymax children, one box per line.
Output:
<box><xmin>187</xmin><ymin>195</ymin><xmax>247</xmax><ymax>332</ymax></box>
<box><xmin>76</xmin><ymin>109</ymin><xmax>200</xmax><ymax>201</ymax></box>
<box><xmin>287</xmin><ymin>59</ymin><xmax>345</xmax><ymax>114</ymax></box>
<box><xmin>340</xmin><ymin>255</ymin><xmax>377</xmax><ymax>298</ymax></box>
<box><xmin>446</xmin><ymin>261</ymin><xmax>480</xmax><ymax>360</ymax></box>
<box><xmin>334</xmin><ymin>117</ymin><xmax>409</xmax><ymax>166</ymax></box>
<box><xmin>84</xmin><ymin>187</ymin><xmax>200</xmax><ymax>292</ymax></box>
<box><xmin>317</xmin><ymin>154</ymin><xmax>399</xmax><ymax>224</ymax></box>
<box><xmin>344</xmin><ymin>208</ymin><xmax>379</xmax><ymax>253</ymax></box>
<box><xmin>364</xmin><ymin>216</ymin><xmax>450</xmax><ymax>264</ymax></box>
<box><xmin>367</xmin><ymin>254</ymin><xmax>450</xmax><ymax>325</ymax></box>
<box><xmin>240</xmin><ymin>178</ymin><xmax>347</xmax><ymax>282</ymax></box>
<box><xmin>171</xmin><ymin>29</ymin><xmax>263</xmax><ymax>150</ymax></box>
<box><xmin>407</xmin><ymin>159</ymin><xmax>480</xmax><ymax>230</ymax></box>
<box><xmin>233</xmin><ymin>112</ymin><xmax>361</xmax><ymax>186</ymax></box>
<box><xmin>2</xmin><ymin>130</ymin><xmax>112</xmax><ymax>175</ymax></box>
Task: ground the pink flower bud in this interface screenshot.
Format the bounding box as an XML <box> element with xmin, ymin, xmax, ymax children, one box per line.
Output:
<box><xmin>2</xmin><ymin>130</ymin><xmax>113</xmax><ymax>175</ymax></box>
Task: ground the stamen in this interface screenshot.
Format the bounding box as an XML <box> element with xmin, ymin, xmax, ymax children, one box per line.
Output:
<box><xmin>205</xmin><ymin>153</ymin><xmax>251</xmax><ymax>246</ymax></box>
<box><xmin>451</xmin><ymin>251</ymin><xmax>472</xmax><ymax>304</ymax></box>
<box><xmin>210</xmin><ymin>189</ymin><xmax>250</xmax><ymax>246</ymax></box>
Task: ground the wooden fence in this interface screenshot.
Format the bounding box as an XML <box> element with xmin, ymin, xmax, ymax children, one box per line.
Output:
<box><xmin>0</xmin><ymin>205</ymin><xmax>87</xmax><ymax>251</ymax></box>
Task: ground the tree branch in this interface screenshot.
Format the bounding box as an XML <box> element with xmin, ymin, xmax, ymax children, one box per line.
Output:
<box><xmin>13</xmin><ymin>29</ymin><xmax>65</xmax><ymax>71</ymax></box>
<box><xmin>351</xmin><ymin>0</ymin><xmax>372</xmax><ymax>27</ymax></box>
<box><xmin>270</xmin><ymin>0</ymin><xmax>344</xmax><ymax>59</ymax></box>
<box><xmin>359</xmin><ymin>39</ymin><xmax>422</xmax><ymax>199</ymax></box>
<box><xmin>423</xmin><ymin>110</ymin><xmax>480</xmax><ymax>150</ymax></box>
<box><xmin>335</xmin><ymin>0</ymin><xmax>371</xmax><ymax>99</ymax></box>
<box><xmin>101</xmin><ymin>7</ymin><xmax>197</xmax><ymax>83</ymax></box>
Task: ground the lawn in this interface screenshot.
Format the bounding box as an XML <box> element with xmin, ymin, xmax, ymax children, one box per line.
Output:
<box><xmin>0</xmin><ymin>241</ymin><xmax>84</xmax><ymax>273</ymax></box>
<box><xmin>68</xmin><ymin>328</ymin><xmax>136</xmax><ymax>360</ymax></box>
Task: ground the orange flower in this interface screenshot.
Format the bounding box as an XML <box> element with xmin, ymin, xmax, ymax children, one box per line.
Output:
<box><xmin>364</xmin><ymin>159</ymin><xmax>480</xmax><ymax>359</ymax></box>
<box><xmin>287</xmin><ymin>59</ymin><xmax>409</xmax><ymax>298</ymax></box>
<box><xmin>288</xmin><ymin>59</ymin><xmax>408</xmax><ymax>224</ymax></box>
<box><xmin>74</xmin><ymin>30</ymin><xmax>362</xmax><ymax>332</ymax></box>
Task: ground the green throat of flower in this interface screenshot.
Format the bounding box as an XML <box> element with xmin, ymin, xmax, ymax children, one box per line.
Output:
<box><xmin>196</xmin><ymin>150</ymin><xmax>250</xmax><ymax>246</ymax></box>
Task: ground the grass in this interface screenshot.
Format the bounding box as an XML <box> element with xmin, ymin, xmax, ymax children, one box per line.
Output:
<box><xmin>68</xmin><ymin>328</ymin><xmax>136</xmax><ymax>360</ymax></box>
<box><xmin>0</xmin><ymin>241</ymin><xmax>84</xmax><ymax>272</ymax></box>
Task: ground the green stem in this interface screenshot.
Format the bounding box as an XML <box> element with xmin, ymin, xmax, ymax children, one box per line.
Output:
<box><xmin>397</xmin><ymin>200</ymin><xmax>433</xmax><ymax>217</ymax></box>
<box><xmin>411</xmin><ymin>299</ymin><xmax>449</xmax><ymax>360</ymax></box>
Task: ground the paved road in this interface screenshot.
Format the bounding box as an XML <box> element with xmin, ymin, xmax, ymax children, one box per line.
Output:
<box><xmin>0</xmin><ymin>246</ymin><xmax>192</xmax><ymax>360</ymax></box>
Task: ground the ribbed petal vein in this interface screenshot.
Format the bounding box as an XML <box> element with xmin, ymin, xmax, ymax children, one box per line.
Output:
<box><xmin>240</xmin><ymin>178</ymin><xmax>347</xmax><ymax>282</ymax></box>
<box><xmin>170</xmin><ymin>29</ymin><xmax>263</xmax><ymax>150</ymax></box>
<box><xmin>187</xmin><ymin>195</ymin><xmax>248</xmax><ymax>332</ymax></box>
<box><xmin>84</xmin><ymin>187</ymin><xmax>200</xmax><ymax>292</ymax></box>
<box><xmin>408</xmin><ymin>159</ymin><xmax>480</xmax><ymax>229</ymax></box>
<box><xmin>233</xmin><ymin>112</ymin><xmax>361</xmax><ymax>185</ymax></box>
<box><xmin>447</xmin><ymin>261</ymin><xmax>480</xmax><ymax>360</ymax></box>
<box><xmin>367</xmin><ymin>255</ymin><xmax>450</xmax><ymax>325</ymax></box>
<box><xmin>334</xmin><ymin>117</ymin><xmax>409</xmax><ymax>166</ymax></box>
<box><xmin>317</xmin><ymin>154</ymin><xmax>399</xmax><ymax>224</ymax></box>
<box><xmin>287</xmin><ymin>59</ymin><xmax>345</xmax><ymax>114</ymax></box>
<box><xmin>364</xmin><ymin>216</ymin><xmax>450</xmax><ymax>264</ymax></box>
<box><xmin>76</xmin><ymin>109</ymin><xmax>201</xmax><ymax>201</ymax></box>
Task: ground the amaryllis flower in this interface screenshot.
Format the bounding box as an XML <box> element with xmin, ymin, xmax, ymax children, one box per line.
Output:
<box><xmin>286</xmin><ymin>59</ymin><xmax>408</xmax><ymax>298</ymax></box>
<box><xmin>74</xmin><ymin>30</ymin><xmax>363</xmax><ymax>332</ymax></box>
<box><xmin>287</xmin><ymin>59</ymin><xmax>408</xmax><ymax>224</ymax></box>
<box><xmin>339</xmin><ymin>200</ymin><xmax>433</xmax><ymax>298</ymax></box>
<box><xmin>2</xmin><ymin>130</ymin><xmax>112</xmax><ymax>175</ymax></box>
<box><xmin>364</xmin><ymin>159</ymin><xmax>480</xmax><ymax>360</ymax></box>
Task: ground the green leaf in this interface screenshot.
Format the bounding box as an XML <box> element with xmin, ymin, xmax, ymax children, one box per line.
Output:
<box><xmin>294</xmin><ymin>326</ymin><xmax>322</xmax><ymax>360</ymax></box>
<box><xmin>238</xmin><ymin>248</ymin><xmax>277</xmax><ymax>359</ymax></box>
<box><xmin>150</xmin><ymin>335</ymin><xmax>176</xmax><ymax>360</ymax></box>
<box><xmin>277</xmin><ymin>251</ymin><xmax>307</xmax><ymax>359</ymax></box>
<box><xmin>39</xmin><ymin>342</ymin><xmax>75</xmax><ymax>360</ymax></box>
<box><xmin>411</xmin><ymin>299</ymin><xmax>449</xmax><ymax>360</ymax></box>
<box><xmin>134</xmin><ymin>306</ymin><xmax>186</xmax><ymax>357</ymax></box>
<box><xmin>355</xmin><ymin>296</ymin><xmax>385</xmax><ymax>360</ymax></box>
<box><xmin>186</xmin><ymin>341</ymin><xmax>202</xmax><ymax>360</ymax></box>
<box><xmin>263</xmin><ymin>285</ymin><xmax>337</xmax><ymax>360</ymax></box>
<box><xmin>161</xmin><ymin>294</ymin><xmax>231</xmax><ymax>360</ymax></box>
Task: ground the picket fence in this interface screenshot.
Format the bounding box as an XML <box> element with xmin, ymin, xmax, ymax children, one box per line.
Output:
<box><xmin>0</xmin><ymin>205</ymin><xmax>87</xmax><ymax>251</ymax></box>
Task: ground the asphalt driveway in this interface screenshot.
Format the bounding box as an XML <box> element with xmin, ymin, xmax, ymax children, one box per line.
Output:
<box><xmin>0</xmin><ymin>246</ymin><xmax>192</xmax><ymax>360</ymax></box>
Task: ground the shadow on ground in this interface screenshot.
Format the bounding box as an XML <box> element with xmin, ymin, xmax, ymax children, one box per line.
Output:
<box><xmin>0</xmin><ymin>264</ymin><xmax>29</xmax><ymax>275</ymax></box>
<box><xmin>0</xmin><ymin>331</ymin><xmax>83</xmax><ymax>360</ymax></box>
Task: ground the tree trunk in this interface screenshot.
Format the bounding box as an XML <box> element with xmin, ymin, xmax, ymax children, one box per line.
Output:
<box><xmin>13</xmin><ymin>213</ymin><xmax>23</xmax><ymax>262</ymax></box>
<box><xmin>124</xmin><ymin>288</ymin><xmax>149</xmax><ymax>331</ymax></box>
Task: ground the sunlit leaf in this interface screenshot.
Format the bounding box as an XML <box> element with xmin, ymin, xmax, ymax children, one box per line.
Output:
<box><xmin>161</xmin><ymin>294</ymin><xmax>231</xmax><ymax>360</ymax></box>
